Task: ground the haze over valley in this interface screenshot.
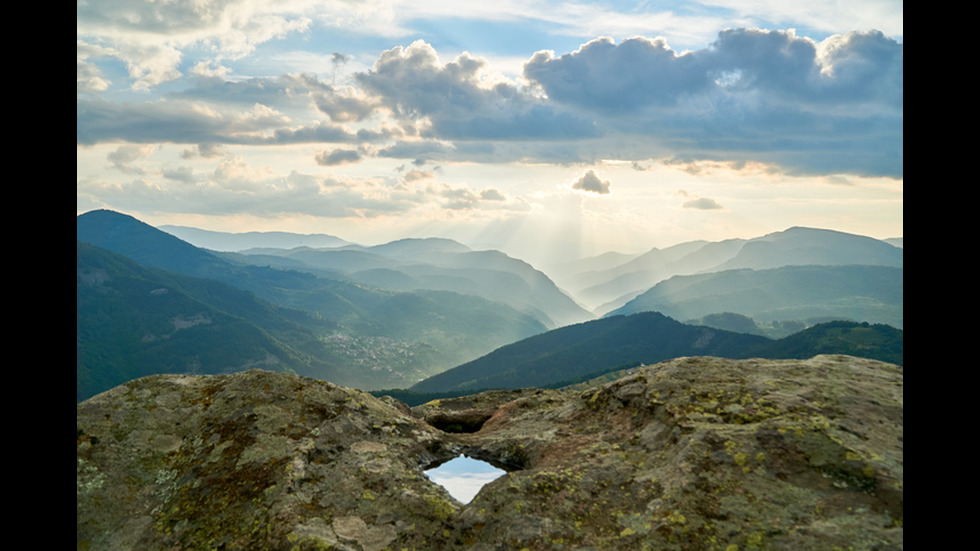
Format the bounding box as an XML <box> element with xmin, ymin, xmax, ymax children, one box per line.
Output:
<box><xmin>78</xmin><ymin>209</ymin><xmax>902</xmax><ymax>402</ymax></box>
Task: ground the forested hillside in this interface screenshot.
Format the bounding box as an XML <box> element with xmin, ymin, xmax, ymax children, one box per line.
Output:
<box><xmin>77</xmin><ymin>211</ymin><xmax>550</xmax><ymax>398</ymax></box>
<box><xmin>405</xmin><ymin>313</ymin><xmax>903</xmax><ymax>397</ymax></box>
<box><xmin>77</xmin><ymin>242</ymin><xmax>332</xmax><ymax>400</ymax></box>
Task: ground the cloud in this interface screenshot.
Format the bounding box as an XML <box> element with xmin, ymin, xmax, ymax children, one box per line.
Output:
<box><xmin>682</xmin><ymin>197</ymin><xmax>725</xmax><ymax>210</ymax></box>
<box><xmin>355</xmin><ymin>40</ymin><xmax>596</xmax><ymax>141</ymax></box>
<box><xmin>480</xmin><ymin>189</ymin><xmax>506</xmax><ymax>201</ymax></box>
<box><xmin>315</xmin><ymin>148</ymin><xmax>362</xmax><ymax>166</ymax></box>
<box><xmin>80</xmin><ymin>149</ymin><xmax>411</xmax><ymax>218</ymax></box>
<box><xmin>525</xmin><ymin>29</ymin><xmax>901</xmax><ymax>112</ymax></box>
<box><xmin>403</xmin><ymin>170</ymin><xmax>434</xmax><ymax>182</ymax></box>
<box><xmin>522</xmin><ymin>29</ymin><xmax>903</xmax><ymax>176</ymax></box>
<box><xmin>76</xmin><ymin>0</ymin><xmax>313</xmax><ymax>89</ymax></box>
<box><xmin>313</xmin><ymin>85</ymin><xmax>382</xmax><ymax>123</ymax></box>
<box><xmin>77</xmin><ymin>40</ymin><xmax>115</xmax><ymax>93</ymax></box>
<box><xmin>423</xmin><ymin>183</ymin><xmax>523</xmax><ymax>212</ymax></box>
<box><xmin>78</xmin><ymin>150</ymin><xmax>531</xmax><ymax>221</ymax></box>
<box><xmin>570</xmin><ymin>170</ymin><xmax>611</xmax><ymax>195</ymax></box>
<box><xmin>182</xmin><ymin>143</ymin><xmax>226</xmax><ymax>159</ymax></box>
<box><xmin>76</xmin><ymin>22</ymin><xmax>902</xmax><ymax>177</ymax></box>
<box><xmin>76</xmin><ymin>95</ymin><xmax>380</xmax><ymax>146</ymax></box>
<box><xmin>524</xmin><ymin>36</ymin><xmax>710</xmax><ymax>114</ymax></box>
<box><xmin>107</xmin><ymin>144</ymin><xmax>155</xmax><ymax>174</ymax></box>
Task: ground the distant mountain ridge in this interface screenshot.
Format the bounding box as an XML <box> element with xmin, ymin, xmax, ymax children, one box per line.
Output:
<box><xmin>408</xmin><ymin>312</ymin><xmax>903</xmax><ymax>395</ymax></box>
<box><xmin>554</xmin><ymin>226</ymin><xmax>902</xmax><ymax>313</ymax></box>
<box><xmin>78</xmin><ymin>210</ymin><xmax>903</xmax><ymax>403</ymax></box>
<box><xmin>226</xmin><ymin>235</ymin><xmax>592</xmax><ymax>328</ymax></box>
<box><xmin>709</xmin><ymin>227</ymin><xmax>903</xmax><ymax>271</ymax></box>
<box><xmin>410</xmin><ymin>311</ymin><xmax>770</xmax><ymax>393</ymax></box>
<box><xmin>159</xmin><ymin>225</ymin><xmax>352</xmax><ymax>251</ymax></box>
<box><xmin>77</xmin><ymin>210</ymin><xmax>550</xmax><ymax>397</ymax></box>
<box><xmin>77</xmin><ymin>241</ymin><xmax>335</xmax><ymax>401</ymax></box>
<box><xmin>607</xmin><ymin>264</ymin><xmax>903</xmax><ymax>329</ymax></box>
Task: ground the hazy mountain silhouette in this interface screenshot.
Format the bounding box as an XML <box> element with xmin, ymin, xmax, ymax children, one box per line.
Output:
<box><xmin>228</xmin><ymin>237</ymin><xmax>593</xmax><ymax>328</ymax></box>
<box><xmin>550</xmin><ymin>227</ymin><xmax>902</xmax><ymax>314</ymax></box>
<box><xmin>709</xmin><ymin>227</ymin><xmax>903</xmax><ymax>271</ymax></box>
<box><xmin>159</xmin><ymin>225</ymin><xmax>351</xmax><ymax>251</ymax></box>
<box><xmin>77</xmin><ymin>210</ymin><xmax>549</xmax><ymax>394</ymax></box>
<box><xmin>606</xmin><ymin>264</ymin><xmax>903</xmax><ymax>329</ymax></box>
<box><xmin>78</xmin><ymin>210</ymin><xmax>902</xmax><ymax>402</ymax></box>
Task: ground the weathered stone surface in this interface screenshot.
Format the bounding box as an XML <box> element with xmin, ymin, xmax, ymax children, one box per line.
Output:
<box><xmin>77</xmin><ymin>355</ymin><xmax>902</xmax><ymax>550</ymax></box>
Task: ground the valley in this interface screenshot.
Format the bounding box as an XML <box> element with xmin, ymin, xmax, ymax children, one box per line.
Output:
<box><xmin>77</xmin><ymin>209</ymin><xmax>903</xmax><ymax>402</ymax></box>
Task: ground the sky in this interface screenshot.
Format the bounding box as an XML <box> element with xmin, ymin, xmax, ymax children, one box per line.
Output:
<box><xmin>77</xmin><ymin>0</ymin><xmax>903</xmax><ymax>266</ymax></box>
<box><xmin>424</xmin><ymin>455</ymin><xmax>507</xmax><ymax>503</ymax></box>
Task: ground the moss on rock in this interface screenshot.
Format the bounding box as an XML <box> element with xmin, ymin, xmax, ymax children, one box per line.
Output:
<box><xmin>78</xmin><ymin>356</ymin><xmax>902</xmax><ymax>550</ymax></box>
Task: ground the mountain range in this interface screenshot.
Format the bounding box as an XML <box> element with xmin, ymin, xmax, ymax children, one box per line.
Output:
<box><xmin>77</xmin><ymin>209</ymin><xmax>902</xmax><ymax>401</ymax></box>
<box><xmin>218</xmin><ymin>237</ymin><xmax>593</xmax><ymax>329</ymax></box>
<box><xmin>548</xmin><ymin>226</ymin><xmax>903</xmax><ymax>315</ymax></box>
<box><xmin>160</xmin><ymin>224</ymin><xmax>352</xmax><ymax>251</ymax></box>
<box><xmin>607</xmin><ymin>264</ymin><xmax>903</xmax><ymax>329</ymax></box>
<box><xmin>406</xmin><ymin>312</ymin><xmax>903</xmax><ymax>396</ymax></box>
<box><xmin>77</xmin><ymin>210</ymin><xmax>551</xmax><ymax>399</ymax></box>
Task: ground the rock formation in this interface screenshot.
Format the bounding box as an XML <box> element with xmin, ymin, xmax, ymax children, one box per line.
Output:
<box><xmin>77</xmin><ymin>355</ymin><xmax>903</xmax><ymax>550</ymax></box>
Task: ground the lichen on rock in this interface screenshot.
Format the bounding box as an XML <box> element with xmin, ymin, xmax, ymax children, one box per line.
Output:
<box><xmin>77</xmin><ymin>355</ymin><xmax>902</xmax><ymax>550</ymax></box>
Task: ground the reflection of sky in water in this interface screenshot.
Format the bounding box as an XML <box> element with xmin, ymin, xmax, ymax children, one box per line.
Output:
<box><xmin>425</xmin><ymin>456</ymin><xmax>507</xmax><ymax>503</ymax></box>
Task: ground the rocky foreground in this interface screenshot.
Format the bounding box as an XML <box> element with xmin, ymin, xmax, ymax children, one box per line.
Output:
<box><xmin>77</xmin><ymin>355</ymin><xmax>902</xmax><ymax>550</ymax></box>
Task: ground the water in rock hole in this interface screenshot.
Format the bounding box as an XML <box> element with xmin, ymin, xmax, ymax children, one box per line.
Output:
<box><xmin>424</xmin><ymin>455</ymin><xmax>507</xmax><ymax>503</ymax></box>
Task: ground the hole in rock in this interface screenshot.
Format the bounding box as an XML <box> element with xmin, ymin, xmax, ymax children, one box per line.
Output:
<box><xmin>427</xmin><ymin>411</ymin><xmax>493</xmax><ymax>433</ymax></box>
<box><xmin>424</xmin><ymin>455</ymin><xmax>507</xmax><ymax>504</ymax></box>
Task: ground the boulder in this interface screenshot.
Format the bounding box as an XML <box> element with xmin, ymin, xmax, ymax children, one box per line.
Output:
<box><xmin>77</xmin><ymin>355</ymin><xmax>902</xmax><ymax>550</ymax></box>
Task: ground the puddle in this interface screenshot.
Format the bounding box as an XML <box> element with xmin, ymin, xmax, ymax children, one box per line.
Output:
<box><xmin>424</xmin><ymin>455</ymin><xmax>507</xmax><ymax>503</ymax></box>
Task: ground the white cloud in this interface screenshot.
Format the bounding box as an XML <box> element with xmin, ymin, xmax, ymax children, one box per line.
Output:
<box><xmin>77</xmin><ymin>0</ymin><xmax>314</xmax><ymax>88</ymax></box>
<box><xmin>77</xmin><ymin>40</ymin><xmax>115</xmax><ymax>93</ymax></box>
<box><xmin>355</xmin><ymin>40</ymin><xmax>596</xmax><ymax>141</ymax></box>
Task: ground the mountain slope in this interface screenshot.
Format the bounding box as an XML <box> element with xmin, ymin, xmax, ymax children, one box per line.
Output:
<box><xmin>408</xmin><ymin>312</ymin><xmax>904</xmax><ymax>395</ymax></box>
<box><xmin>750</xmin><ymin>320</ymin><xmax>904</xmax><ymax>366</ymax></box>
<box><xmin>77</xmin><ymin>210</ymin><xmax>549</xmax><ymax>392</ymax></box>
<box><xmin>606</xmin><ymin>264</ymin><xmax>903</xmax><ymax>328</ymax></box>
<box><xmin>409</xmin><ymin>311</ymin><xmax>771</xmax><ymax>393</ymax></box>
<box><xmin>234</xmin><ymin>239</ymin><xmax>593</xmax><ymax>328</ymax></box>
<box><xmin>711</xmin><ymin>226</ymin><xmax>903</xmax><ymax>272</ymax></box>
<box><xmin>77</xmin><ymin>241</ymin><xmax>336</xmax><ymax>401</ymax></box>
<box><xmin>553</xmin><ymin>227</ymin><xmax>902</xmax><ymax>314</ymax></box>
